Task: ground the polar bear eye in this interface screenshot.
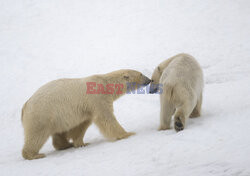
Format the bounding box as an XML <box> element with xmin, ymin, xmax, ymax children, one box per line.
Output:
<box><xmin>123</xmin><ymin>76</ymin><xmax>129</xmax><ymax>80</ymax></box>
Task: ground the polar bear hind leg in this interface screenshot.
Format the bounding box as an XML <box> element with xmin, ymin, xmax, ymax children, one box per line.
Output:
<box><xmin>52</xmin><ymin>132</ymin><xmax>73</xmax><ymax>150</ymax></box>
<box><xmin>67</xmin><ymin>120</ymin><xmax>92</xmax><ymax>148</ymax></box>
<box><xmin>22</xmin><ymin>126</ymin><xmax>50</xmax><ymax>160</ymax></box>
<box><xmin>158</xmin><ymin>94</ymin><xmax>175</xmax><ymax>131</ymax></box>
<box><xmin>190</xmin><ymin>93</ymin><xmax>202</xmax><ymax>118</ymax></box>
<box><xmin>174</xmin><ymin>99</ymin><xmax>196</xmax><ymax>132</ymax></box>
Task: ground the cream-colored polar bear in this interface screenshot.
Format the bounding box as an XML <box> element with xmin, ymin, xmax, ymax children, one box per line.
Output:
<box><xmin>150</xmin><ymin>53</ymin><xmax>204</xmax><ymax>131</ymax></box>
<box><xmin>22</xmin><ymin>69</ymin><xmax>151</xmax><ymax>160</ymax></box>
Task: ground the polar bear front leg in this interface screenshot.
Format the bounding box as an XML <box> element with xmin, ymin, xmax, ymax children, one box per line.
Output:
<box><xmin>94</xmin><ymin>110</ymin><xmax>135</xmax><ymax>141</ymax></box>
<box><xmin>67</xmin><ymin>120</ymin><xmax>92</xmax><ymax>148</ymax></box>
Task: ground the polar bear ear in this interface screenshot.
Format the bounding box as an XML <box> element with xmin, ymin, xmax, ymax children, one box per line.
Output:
<box><xmin>157</xmin><ymin>66</ymin><xmax>161</xmax><ymax>72</ymax></box>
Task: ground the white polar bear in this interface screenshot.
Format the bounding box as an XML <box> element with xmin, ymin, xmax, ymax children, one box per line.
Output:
<box><xmin>22</xmin><ymin>69</ymin><xmax>151</xmax><ymax>160</ymax></box>
<box><xmin>150</xmin><ymin>53</ymin><xmax>204</xmax><ymax>131</ymax></box>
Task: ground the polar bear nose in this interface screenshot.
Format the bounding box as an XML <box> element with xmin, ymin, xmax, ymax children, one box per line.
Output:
<box><xmin>149</xmin><ymin>87</ymin><xmax>158</xmax><ymax>94</ymax></box>
<box><xmin>149</xmin><ymin>84</ymin><xmax>158</xmax><ymax>94</ymax></box>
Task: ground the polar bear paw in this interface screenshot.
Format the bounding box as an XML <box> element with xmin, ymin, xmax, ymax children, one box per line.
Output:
<box><xmin>73</xmin><ymin>141</ymin><xmax>89</xmax><ymax>148</ymax></box>
<box><xmin>174</xmin><ymin>118</ymin><xmax>184</xmax><ymax>132</ymax></box>
<box><xmin>117</xmin><ymin>132</ymin><xmax>135</xmax><ymax>140</ymax></box>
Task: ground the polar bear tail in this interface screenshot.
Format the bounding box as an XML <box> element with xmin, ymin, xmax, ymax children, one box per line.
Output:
<box><xmin>21</xmin><ymin>102</ymin><xmax>27</xmax><ymax>122</ymax></box>
<box><xmin>21</xmin><ymin>107</ymin><xmax>24</xmax><ymax>122</ymax></box>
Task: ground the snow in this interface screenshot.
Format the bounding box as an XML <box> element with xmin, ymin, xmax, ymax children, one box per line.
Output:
<box><xmin>0</xmin><ymin>0</ymin><xmax>250</xmax><ymax>175</ymax></box>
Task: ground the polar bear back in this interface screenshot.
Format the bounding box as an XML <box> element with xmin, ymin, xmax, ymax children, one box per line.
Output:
<box><xmin>22</xmin><ymin>78</ymin><xmax>93</xmax><ymax>133</ymax></box>
<box><xmin>160</xmin><ymin>54</ymin><xmax>204</xmax><ymax>95</ymax></box>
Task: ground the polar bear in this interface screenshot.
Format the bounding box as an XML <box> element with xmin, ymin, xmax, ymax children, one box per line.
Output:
<box><xmin>22</xmin><ymin>69</ymin><xmax>151</xmax><ymax>160</ymax></box>
<box><xmin>149</xmin><ymin>53</ymin><xmax>204</xmax><ymax>131</ymax></box>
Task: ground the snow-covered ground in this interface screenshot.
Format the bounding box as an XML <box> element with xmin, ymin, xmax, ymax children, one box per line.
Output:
<box><xmin>0</xmin><ymin>0</ymin><xmax>250</xmax><ymax>175</ymax></box>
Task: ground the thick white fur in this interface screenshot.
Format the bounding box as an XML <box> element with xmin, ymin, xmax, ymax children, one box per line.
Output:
<box><xmin>150</xmin><ymin>53</ymin><xmax>204</xmax><ymax>131</ymax></box>
<box><xmin>21</xmin><ymin>69</ymin><xmax>150</xmax><ymax>160</ymax></box>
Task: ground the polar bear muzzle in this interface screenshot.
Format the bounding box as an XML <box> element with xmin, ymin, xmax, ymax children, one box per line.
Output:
<box><xmin>143</xmin><ymin>75</ymin><xmax>151</xmax><ymax>86</ymax></box>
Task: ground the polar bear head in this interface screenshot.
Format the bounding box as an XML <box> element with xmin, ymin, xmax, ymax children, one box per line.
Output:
<box><xmin>121</xmin><ymin>69</ymin><xmax>151</xmax><ymax>86</ymax></box>
<box><xmin>149</xmin><ymin>66</ymin><xmax>163</xmax><ymax>93</ymax></box>
<box><xmin>104</xmin><ymin>69</ymin><xmax>151</xmax><ymax>95</ymax></box>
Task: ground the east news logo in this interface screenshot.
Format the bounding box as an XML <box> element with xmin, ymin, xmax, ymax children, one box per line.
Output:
<box><xmin>86</xmin><ymin>82</ymin><xmax>163</xmax><ymax>94</ymax></box>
